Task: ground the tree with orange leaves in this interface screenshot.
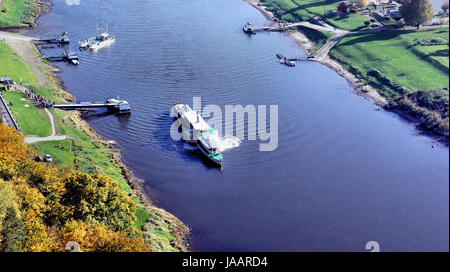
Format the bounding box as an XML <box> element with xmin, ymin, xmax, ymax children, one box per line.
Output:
<box><xmin>0</xmin><ymin>124</ymin><xmax>151</xmax><ymax>252</ymax></box>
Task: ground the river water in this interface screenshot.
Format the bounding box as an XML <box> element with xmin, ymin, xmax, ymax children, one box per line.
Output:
<box><xmin>29</xmin><ymin>0</ymin><xmax>448</xmax><ymax>251</ymax></box>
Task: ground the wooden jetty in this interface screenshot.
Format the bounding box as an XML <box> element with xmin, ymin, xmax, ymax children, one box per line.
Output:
<box><xmin>39</xmin><ymin>32</ymin><xmax>70</xmax><ymax>44</ymax></box>
<box><xmin>53</xmin><ymin>97</ymin><xmax>131</xmax><ymax>114</ymax></box>
<box><xmin>42</xmin><ymin>48</ymin><xmax>79</xmax><ymax>65</ymax></box>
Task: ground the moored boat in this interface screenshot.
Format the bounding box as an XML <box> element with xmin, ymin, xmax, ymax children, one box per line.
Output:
<box><xmin>243</xmin><ymin>22</ymin><xmax>255</xmax><ymax>34</ymax></box>
<box><xmin>78</xmin><ymin>28</ymin><xmax>115</xmax><ymax>51</ymax></box>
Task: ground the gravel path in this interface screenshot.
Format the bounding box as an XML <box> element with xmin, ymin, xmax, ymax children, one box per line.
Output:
<box><xmin>0</xmin><ymin>31</ymin><xmax>52</xmax><ymax>86</ymax></box>
<box><xmin>25</xmin><ymin>108</ymin><xmax>72</xmax><ymax>144</ymax></box>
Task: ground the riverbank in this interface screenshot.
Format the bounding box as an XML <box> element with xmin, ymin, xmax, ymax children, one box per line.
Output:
<box><xmin>0</xmin><ymin>0</ymin><xmax>50</xmax><ymax>29</ymax></box>
<box><xmin>244</xmin><ymin>0</ymin><xmax>448</xmax><ymax>139</ymax></box>
<box><xmin>244</xmin><ymin>0</ymin><xmax>388</xmax><ymax>106</ymax></box>
<box><xmin>0</xmin><ymin>24</ymin><xmax>189</xmax><ymax>253</ymax></box>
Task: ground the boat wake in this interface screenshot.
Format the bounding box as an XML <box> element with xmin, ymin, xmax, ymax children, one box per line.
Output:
<box><xmin>217</xmin><ymin>136</ymin><xmax>241</xmax><ymax>153</ymax></box>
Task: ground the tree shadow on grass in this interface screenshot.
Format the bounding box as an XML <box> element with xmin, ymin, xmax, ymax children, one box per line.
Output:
<box><xmin>429</xmin><ymin>49</ymin><xmax>449</xmax><ymax>57</ymax></box>
<box><xmin>282</xmin><ymin>0</ymin><xmax>341</xmax><ymax>16</ymax></box>
<box><xmin>337</xmin><ymin>30</ymin><xmax>417</xmax><ymax>47</ymax></box>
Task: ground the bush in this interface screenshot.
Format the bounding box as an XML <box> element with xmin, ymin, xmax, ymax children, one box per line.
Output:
<box><xmin>338</xmin><ymin>2</ymin><xmax>348</xmax><ymax>13</ymax></box>
<box><xmin>350</xmin><ymin>9</ymin><xmax>357</xmax><ymax>13</ymax></box>
<box><xmin>370</xmin><ymin>18</ymin><xmax>376</xmax><ymax>22</ymax></box>
<box><xmin>385</xmin><ymin>16</ymin><xmax>391</xmax><ymax>20</ymax></box>
<box><xmin>364</xmin><ymin>20</ymin><xmax>371</xmax><ymax>25</ymax></box>
<box><xmin>394</xmin><ymin>89</ymin><xmax>449</xmax><ymax>136</ymax></box>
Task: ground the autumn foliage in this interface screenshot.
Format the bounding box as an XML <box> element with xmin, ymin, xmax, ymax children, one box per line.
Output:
<box><xmin>0</xmin><ymin>124</ymin><xmax>151</xmax><ymax>252</ymax></box>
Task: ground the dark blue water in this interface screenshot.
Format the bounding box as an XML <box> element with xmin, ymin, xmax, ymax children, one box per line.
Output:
<box><xmin>29</xmin><ymin>0</ymin><xmax>448</xmax><ymax>251</ymax></box>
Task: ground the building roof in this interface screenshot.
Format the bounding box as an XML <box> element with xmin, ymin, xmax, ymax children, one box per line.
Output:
<box><xmin>181</xmin><ymin>111</ymin><xmax>210</xmax><ymax>131</ymax></box>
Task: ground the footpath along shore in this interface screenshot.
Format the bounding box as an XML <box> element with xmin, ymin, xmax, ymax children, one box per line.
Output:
<box><xmin>244</xmin><ymin>0</ymin><xmax>388</xmax><ymax>106</ymax></box>
<box><xmin>0</xmin><ymin>4</ymin><xmax>190</xmax><ymax>251</ymax></box>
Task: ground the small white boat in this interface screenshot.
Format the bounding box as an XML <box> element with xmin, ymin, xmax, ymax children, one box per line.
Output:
<box><xmin>79</xmin><ymin>25</ymin><xmax>115</xmax><ymax>51</ymax></box>
<box><xmin>243</xmin><ymin>22</ymin><xmax>255</xmax><ymax>34</ymax></box>
<box><xmin>88</xmin><ymin>33</ymin><xmax>116</xmax><ymax>50</ymax></box>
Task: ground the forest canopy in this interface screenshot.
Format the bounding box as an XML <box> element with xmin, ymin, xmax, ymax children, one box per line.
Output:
<box><xmin>0</xmin><ymin>124</ymin><xmax>151</xmax><ymax>252</ymax></box>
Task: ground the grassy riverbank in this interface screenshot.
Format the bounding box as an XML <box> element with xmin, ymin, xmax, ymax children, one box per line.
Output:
<box><xmin>252</xmin><ymin>0</ymin><xmax>449</xmax><ymax>138</ymax></box>
<box><xmin>330</xmin><ymin>28</ymin><xmax>449</xmax><ymax>96</ymax></box>
<box><xmin>260</xmin><ymin>0</ymin><xmax>339</xmax><ymax>22</ymax></box>
<box><xmin>0</xmin><ymin>38</ymin><xmax>188</xmax><ymax>251</ymax></box>
<box><xmin>297</xmin><ymin>26</ymin><xmax>333</xmax><ymax>53</ymax></box>
<box><xmin>330</xmin><ymin>27</ymin><xmax>449</xmax><ymax>136</ymax></box>
<box><xmin>0</xmin><ymin>0</ymin><xmax>45</xmax><ymax>28</ymax></box>
<box><xmin>0</xmin><ymin>42</ymin><xmax>38</xmax><ymax>84</ymax></box>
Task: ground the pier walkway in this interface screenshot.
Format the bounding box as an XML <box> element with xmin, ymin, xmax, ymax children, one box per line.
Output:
<box><xmin>54</xmin><ymin>101</ymin><xmax>119</xmax><ymax>110</ymax></box>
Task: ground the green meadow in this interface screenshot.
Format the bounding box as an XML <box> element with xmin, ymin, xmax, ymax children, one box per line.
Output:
<box><xmin>1</xmin><ymin>90</ymin><xmax>51</xmax><ymax>136</ymax></box>
<box><xmin>0</xmin><ymin>42</ymin><xmax>39</xmax><ymax>84</ymax></box>
<box><xmin>0</xmin><ymin>0</ymin><xmax>39</xmax><ymax>28</ymax></box>
<box><xmin>330</xmin><ymin>27</ymin><xmax>449</xmax><ymax>100</ymax></box>
<box><xmin>261</xmin><ymin>0</ymin><xmax>341</xmax><ymax>22</ymax></box>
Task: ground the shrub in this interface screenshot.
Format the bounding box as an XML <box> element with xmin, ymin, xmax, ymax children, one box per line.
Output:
<box><xmin>393</xmin><ymin>89</ymin><xmax>449</xmax><ymax>136</ymax></box>
<box><xmin>364</xmin><ymin>20</ymin><xmax>371</xmax><ymax>25</ymax></box>
<box><xmin>338</xmin><ymin>2</ymin><xmax>348</xmax><ymax>13</ymax></box>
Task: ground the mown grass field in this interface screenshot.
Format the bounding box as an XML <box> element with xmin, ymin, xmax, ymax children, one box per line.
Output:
<box><xmin>260</xmin><ymin>0</ymin><xmax>372</xmax><ymax>32</ymax></box>
<box><xmin>0</xmin><ymin>0</ymin><xmax>39</xmax><ymax>28</ymax></box>
<box><xmin>261</xmin><ymin>0</ymin><xmax>341</xmax><ymax>22</ymax></box>
<box><xmin>32</xmin><ymin>139</ymin><xmax>75</xmax><ymax>167</ymax></box>
<box><xmin>330</xmin><ymin>27</ymin><xmax>449</xmax><ymax>100</ymax></box>
<box><xmin>0</xmin><ymin>42</ymin><xmax>39</xmax><ymax>84</ymax></box>
<box><xmin>1</xmin><ymin>90</ymin><xmax>51</xmax><ymax>136</ymax></box>
<box><xmin>326</xmin><ymin>13</ymin><xmax>372</xmax><ymax>31</ymax></box>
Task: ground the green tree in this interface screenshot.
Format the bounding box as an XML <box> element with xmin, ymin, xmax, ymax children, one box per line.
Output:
<box><xmin>400</xmin><ymin>0</ymin><xmax>434</xmax><ymax>29</ymax></box>
<box><xmin>0</xmin><ymin>178</ymin><xmax>25</xmax><ymax>252</ymax></box>
<box><xmin>1</xmin><ymin>206</ymin><xmax>26</xmax><ymax>252</ymax></box>
<box><xmin>358</xmin><ymin>0</ymin><xmax>368</xmax><ymax>8</ymax></box>
<box><xmin>60</xmin><ymin>171</ymin><xmax>137</xmax><ymax>232</ymax></box>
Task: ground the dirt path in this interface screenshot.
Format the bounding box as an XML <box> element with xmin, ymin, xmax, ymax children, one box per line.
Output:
<box><xmin>25</xmin><ymin>108</ymin><xmax>72</xmax><ymax>144</ymax></box>
<box><xmin>0</xmin><ymin>31</ymin><xmax>55</xmax><ymax>86</ymax></box>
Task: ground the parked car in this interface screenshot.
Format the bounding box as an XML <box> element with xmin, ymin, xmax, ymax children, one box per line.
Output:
<box><xmin>44</xmin><ymin>154</ymin><xmax>53</xmax><ymax>162</ymax></box>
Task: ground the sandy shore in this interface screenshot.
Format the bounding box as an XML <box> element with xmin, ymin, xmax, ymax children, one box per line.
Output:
<box><xmin>243</xmin><ymin>0</ymin><xmax>388</xmax><ymax>107</ymax></box>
